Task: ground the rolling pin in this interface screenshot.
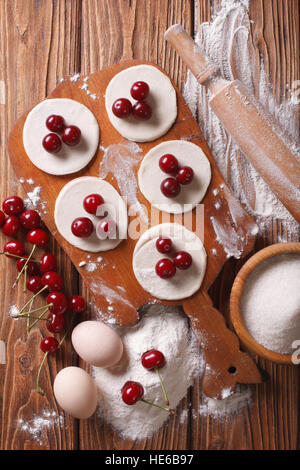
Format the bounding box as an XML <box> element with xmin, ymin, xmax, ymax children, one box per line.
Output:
<box><xmin>165</xmin><ymin>25</ymin><xmax>300</xmax><ymax>224</ymax></box>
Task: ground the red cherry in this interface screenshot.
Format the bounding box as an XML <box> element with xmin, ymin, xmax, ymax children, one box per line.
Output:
<box><xmin>174</xmin><ymin>251</ymin><xmax>193</xmax><ymax>270</ymax></box>
<box><xmin>46</xmin><ymin>313</ymin><xmax>65</xmax><ymax>333</ymax></box>
<box><xmin>27</xmin><ymin>228</ymin><xmax>49</xmax><ymax>248</ymax></box>
<box><xmin>47</xmin><ymin>291</ymin><xmax>67</xmax><ymax>315</ymax></box>
<box><xmin>121</xmin><ymin>381</ymin><xmax>144</xmax><ymax>405</ymax></box>
<box><xmin>40</xmin><ymin>253</ymin><xmax>57</xmax><ymax>273</ymax></box>
<box><xmin>68</xmin><ymin>295</ymin><xmax>86</xmax><ymax>313</ymax></box>
<box><xmin>40</xmin><ymin>336</ymin><xmax>59</xmax><ymax>354</ymax></box>
<box><xmin>62</xmin><ymin>125</ymin><xmax>81</xmax><ymax>146</ymax></box>
<box><xmin>112</xmin><ymin>98</ymin><xmax>132</xmax><ymax>118</ymax></box>
<box><xmin>4</xmin><ymin>240</ymin><xmax>25</xmax><ymax>258</ymax></box>
<box><xmin>155</xmin><ymin>258</ymin><xmax>176</xmax><ymax>279</ymax></box>
<box><xmin>2</xmin><ymin>216</ymin><xmax>20</xmax><ymax>237</ymax></box>
<box><xmin>71</xmin><ymin>217</ymin><xmax>93</xmax><ymax>238</ymax></box>
<box><xmin>96</xmin><ymin>219</ymin><xmax>117</xmax><ymax>240</ymax></box>
<box><xmin>83</xmin><ymin>194</ymin><xmax>104</xmax><ymax>215</ymax></box>
<box><xmin>160</xmin><ymin>178</ymin><xmax>181</xmax><ymax>198</ymax></box>
<box><xmin>141</xmin><ymin>349</ymin><xmax>166</xmax><ymax>370</ymax></box>
<box><xmin>156</xmin><ymin>237</ymin><xmax>173</xmax><ymax>254</ymax></box>
<box><xmin>20</xmin><ymin>210</ymin><xmax>41</xmax><ymax>230</ymax></box>
<box><xmin>41</xmin><ymin>271</ymin><xmax>63</xmax><ymax>292</ymax></box>
<box><xmin>26</xmin><ymin>275</ymin><xmax>43</xmax><ymax>293</ymax></box>
<box><xmin>16</xmin><ymin>257</ymin><xmax>39</xmax><ymax>275</ymax></box>
<box><xmin>159</xmin><ymin>154</ymin><xmax>179</xmax><ymax>174</ymax></box>
<box><xmin>0</xmin><ymin>210</ymin><xmax>5</xmax><ymax>227</ymax></box>
<box><xmin>43</xmin><ymin>133</ymin><xmax>62</xmax><ymax>153</ymax></box>
<box><xmin>130</xmin><ymin>81</ymin><xmax>150</xmax><ymax>101</ymax></box>
<box><xmin>176</xmin><ymin>166</ymin><xmax>194</xmax><ymax>185</ymax></box>
<box><xmin>46</xmin><ymin>115</ymin><xmax>65</xmax><ymax>133</ymax></box>
<box><xmin>132</xmin><ymin>101</ymin><xmax>152</xmax><ymax>120</ymax></box>
<box><xmin>3</xmin><ymin>196</ymin><xmax>24</xmax><ymax>216</ymax></box>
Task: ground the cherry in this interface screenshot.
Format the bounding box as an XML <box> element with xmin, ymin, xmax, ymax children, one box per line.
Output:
<box><xmin>121</xmin><ymin>381</ymin><xmax>144</xmax><ymax>405</ymax></box>
<box><xmin>62</xmin><ymin>125</ymin><xmax>81</xmax><ymax>146</ymax></box>
<box><xmin>2</xmin><ymin>216</ymin><xmax>20</xmax><ymax>237</ymax></box>
<box><xmin>3</xmin><ymin>196</ymin><xmax>24</xmax><ymax>216</ymax></box>
<box><xmin>40</xmin><ymin>336</ymin><xmax>59</xmax><ymax>354</ymax></box>
<box><xmin>40</xmin><ymin>253</ymin><xmax>57</xmax><ymax>273</ymax></box>
<box><xmin>130</xmin><ymin>81</ymin><xmax>150</xmax><ymax>101</ymax></box>
<box><xmin>96</xmin><ymin>219</ymin><xmax>117</xmax><ymax>240</ymax></box>
<box><xmin>27</xmin><ymin>228</ymin><xmax>49</xmax><ymax>248</ymax></box>
<box><xmin>46</xmin><ymin>115</ymin><xmax>65</xmax><ymax>133</ymax></box>
<box><xmin>41</xmin><ymin>271</ymin><xmax>63</xmax><ymax>292</ymax></box>
<box><xmin>132</xmin><ymin>101</ymin><xmax>152</xmax><ymax>120</ymax></box>
<box><xmin>159</xmin><ymin>154</ymin><xmax>179</xmax><ymax>174</ymax></box>
<box><xmin>43</xmin><ymin>133</ymin><xmax>62</xmax><ymax>153</ymax></box>
<box><xmin>68</xmin><ymin>295</ymin><xmax>86</xmax><ymax>313</ymax></box>
<box><xmin>26</xmin><ymin>275</ymin><xmax>43</xmax><ymax>293</ymax></box>
<box><xmin>155</xmin><ymin>259</ymin><xmax>176</xmax><ymax>279</ymax></box>
<box><xmin>174</xmin><ymin>251</ymin><xmax>192</xmax><ymax>270</ymax></box>
<box><xmin>142</xmin><ymin>349</ymin><xmax>166</xmax><ymax>370</ymax></box>
<box><xmin>3</xmin><ymin>240</ymin><xmax>25</xmax><ymax>258</ymax></box>
<box><xmin>47</xmin><ymin>291</ymin><xmax>67</xmax><ymax>315</ymax></box>
<box><xmin>0</xmin><ymin>210</ymin><xmax>5</xmax><ymax>227</ymax></box>
<box><xmin>160</xmin><ymin>178</ymin><xmax>181</xmax><ymax>198</ymax></box>
<box><xmin>71</xmin><ymin>217</ymin><xmax>93</xmax><ymax>238</ymax></box>
<box><xmin>16</xmin><ymin>257</ymin><xmax>39</xmax><ymax>275</ymax></box>
<box><xmin>46</xmin><ymin>313</ymin><xmax>65</xmax><ymax>333</ymax></box>
<box><xmin>112</xmin><ymin>98</ymin><xmax>132</xmax><ymax>118</ymax></box>
<box><xmin>20</xmin><ymin>210</ymin><xmax>41</xmax><ymax>230</ymax></box>
<box><xmin>176</xmin><ymin>166</ymin><xmax>194</xmax><ymax>185</ymax></box>
<box><xmin>83</xmin><ymin>194</ymin><xmax>104</xmax><ymax>215</ymax></box>
<box><xmin>156</xmin><ymin>237</ymin><xmax>173</xmax><ymax>254</ymax></box>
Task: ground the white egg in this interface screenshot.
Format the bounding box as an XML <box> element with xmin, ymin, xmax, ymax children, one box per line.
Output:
<box><xmin>53</xmin><ymin>366</ymin><xmax>98</xmax><ymax>419</ymax></box>
<box><xmin>71</xmin><ymin>320</ymin><xmax>123</xmax><ymax>368</ymax></box>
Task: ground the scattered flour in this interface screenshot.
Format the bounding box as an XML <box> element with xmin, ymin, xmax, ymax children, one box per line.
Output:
<box><xmin>8</xmin><ymin>305</ymin><xmax>20</xmax><ymax>318</ymax></box>
<box><xmin>18</xmin><ymin>410</ymin><xmax>64</xmax><ymax>446</ymax></box>
<box><xmin>199</xmin><ymin>385</ymin><xmax>252</xmax><ymax>418</ymax></box>
<box><xmin>24</xmin><ymin>185</ymin><xmax>47</xmax><ymax>213</ymax></box>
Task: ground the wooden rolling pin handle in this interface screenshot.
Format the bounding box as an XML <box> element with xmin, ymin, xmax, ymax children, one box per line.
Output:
<box><xmin>164</xmin><ymin>24</ymin><xmax>217</xmax><ymax>84</ymax></box>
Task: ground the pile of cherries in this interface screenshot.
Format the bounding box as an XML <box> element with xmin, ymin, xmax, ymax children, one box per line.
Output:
<box><xmin>43</xmin><ymin>114</ymin><xmax>81</xmax><ymax>154</ymax></box>
<box><xmin>0</xmin><ymin>194</ymin><xmax>86</xmax><ymax>391</ymax></box>
<box><xmin>112</xmin><ymin>81</ymin><xmax>152</xmax><ymax>120</ymax></box>
<box><xmin>159</xmin><ymin>153</ymin><xmax>194</xmax><ymax>198</ymax></box>
<box><xmin>122</xmin><ymin>349</ymin><xmax>173</xmax><ymax>413</ymax></box>
<box><xmin>155</xmin><ymin>236</ymin><xmax>192</xmax><ymax>279</ymax></box>
<box><xmin>71</xmin><ymin>193</ymin><xmax>117</xmax><ymax>240</ymax></box>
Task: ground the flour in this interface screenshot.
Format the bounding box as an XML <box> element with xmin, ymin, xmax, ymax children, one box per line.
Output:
<box><xmin>18</xmin><ymin>410</ymin><xmax>64</xmax><ymax>446</ymax></box>
<box><xmin>199</xmin><ymin>385</ymin><xmax>252</xmax><ymax>418</ymax></box>
<box><xmin>183</xmin><ymin>0</ymin><xmax>300</xmax><ymax>237</ymax></box>
<box><xmin>93</xmin><ymin>307</ymin><xmax>203</xmax><ymax>440</ymax></box>
<box><xmin>241</xmin><ymin>253</ymin><xmax>300</xmax><ymax>354</ymax></box>
<box><xmin>24</xmin><ymin>185</ymin><xmax>47</xmax><ymax>214</ymax></box>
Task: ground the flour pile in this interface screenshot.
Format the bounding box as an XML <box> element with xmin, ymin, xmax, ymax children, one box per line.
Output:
<box><xmin>93</xmin><ymin>308</ymin><xmax>203</xmax><ymax>440</ymax></box>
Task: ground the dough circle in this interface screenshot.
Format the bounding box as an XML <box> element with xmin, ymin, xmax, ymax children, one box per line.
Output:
<box><xmin>138</xmin><ymin>140</ymin><xmax>211</xmax><ymax>214</ymax></box>
<box><xmin>105</xmin><ymin>65</ymin><xmax>177</xmax><ymax>142</ymax></box>
<box><xmin>133</xmin><ymin>223</ymin><xmax>207</xmax><ymax>300</ymax></box>
<box><xmin>23</xmin><ymin>98</ymin><xmax>99</xmax><ymax>175</ymax></box>
<box><xmin>55</xmin><ymin>176</ymin><xmax>128</xmax><ymax>252</ymax></box>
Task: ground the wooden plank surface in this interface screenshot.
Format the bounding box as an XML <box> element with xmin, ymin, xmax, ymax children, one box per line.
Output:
<box><xmin>0</xmin><ymin>0</ymin><xmax>299</xmax><ymax>450</ymax></box>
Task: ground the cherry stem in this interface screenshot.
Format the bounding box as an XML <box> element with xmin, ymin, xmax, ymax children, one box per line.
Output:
<box><xmin>26</xmin><ymin>298</ymin><xmax>34</xmax><ymax>333</ymax></box>
<box><xmin>36</xmin><ymin>351</ymin><xmax>48</xmax><ymax>395</ymax></box>
<box><xmin>18</xmin><ymin>313</ymin><xmax>50</xmax><ymax>322</ymax></box>
<box><xmin>14</xmin><ymin>244</ymin><xmax>36</xmax><ymax>286</ymax></box>
<box><xmin>0</xmin><ymin>252</ymin><xmax>40</xmax><ymax>262</ymax></box>
<box><xmin>139</xmin><ymin>398</ymin><xmax>174</xmax><ymax>414</ymax></box>
<box><xmin>28</xmin><ymin>306</ymin><xmax>50</xmax><ymax>330</ymax></box>
<box><xmin>21</xmin><ymin>304</ymin><xmax>52</xmax><ymax>315</ymax></box>
<box><xmin>18</xmin><ymin>285</ymin><xmax>48</xmax><ymax>316</ymax></box>
<box><xmin>23</xmin><ymin>265</ymin><xmax>28</xmax><ymax>292</ymax></box>
<box><xmin>155</xmin><ymin>367</ymin><xmax>169</xmax><ymax>406</ymax></box>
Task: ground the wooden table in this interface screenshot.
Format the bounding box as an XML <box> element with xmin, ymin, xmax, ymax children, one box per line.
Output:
<box><xmin>0</xmin><ymin>0</ymin><xmax>299</xmax><ymax>450</ymax></box>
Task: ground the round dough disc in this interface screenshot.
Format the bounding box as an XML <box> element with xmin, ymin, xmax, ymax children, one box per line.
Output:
<box><xmin>23</xmin><ymin>98</ymin><xmax>99</xmax><ymax>175</ymax></box>
<box><xmin>105</xmin><ymin>65</ymin><xmax>177</xmax><ymax>142</ymax></box>
<box><xmin>55</xmin><ymin>176</ymin><xmax>128</xmax><ymax>252</ymax></box>
<box><xmin>138</xmin><ymin>140</ymin><xmax>211</xmax><ymax>214</ymax></box>
<box><xmin>133</xmin><ymin>223</ymin><xmax>207</xmax><ymax>300</ymax></box>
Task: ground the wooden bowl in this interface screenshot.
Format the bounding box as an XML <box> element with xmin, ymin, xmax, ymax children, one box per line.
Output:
<box><xmin>230</xmin><ymin>242</ymin><xmax>300</xmax><ymax>364</ymax></box>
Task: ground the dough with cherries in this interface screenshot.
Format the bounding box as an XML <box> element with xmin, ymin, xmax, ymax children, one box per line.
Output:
<box><xmin>55</xmin><ymin>176</ymin><xmax>127</xmax><ymax>252</ymax></box>
<box><xmin>138</xmin><ymin>140</ymin><xmax>211</xmax><ymax>214</ymax></box>
<box><xmin>23</xmin><ymin>98</ymin><xmax>99</xmax><ymax>175</ymax></box>
<box><xmin>105</xmin><ymin>65</ymin><xmax>177</xmax><ymax>142</ymax></box>
<box><xmin>133</xmin><ymin>223</ymin><xmax>207</xmax><ymax>300</ymax></box>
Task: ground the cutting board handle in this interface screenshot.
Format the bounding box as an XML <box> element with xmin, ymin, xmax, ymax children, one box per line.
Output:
<box><xmin>183</xmin><ymin>291</ymin><xmax>263</xmax><ymax>399</ymax></box>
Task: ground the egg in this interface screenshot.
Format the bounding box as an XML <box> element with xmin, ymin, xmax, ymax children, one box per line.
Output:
<box><xmin>71</xmin><ymin>320</ymin><xmax>124</xmax><ymax>367</ymax></box>
<box><xmin>53</xmin><ymin>366</ymin><xmax>98</xmax><ymax>419</ymax></box>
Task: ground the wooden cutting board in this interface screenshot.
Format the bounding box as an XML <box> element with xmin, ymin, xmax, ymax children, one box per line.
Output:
<box><xmin>8</xmin><ymin>60</ymin><xmax>262</xmax><ymax>399</ymax></box>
